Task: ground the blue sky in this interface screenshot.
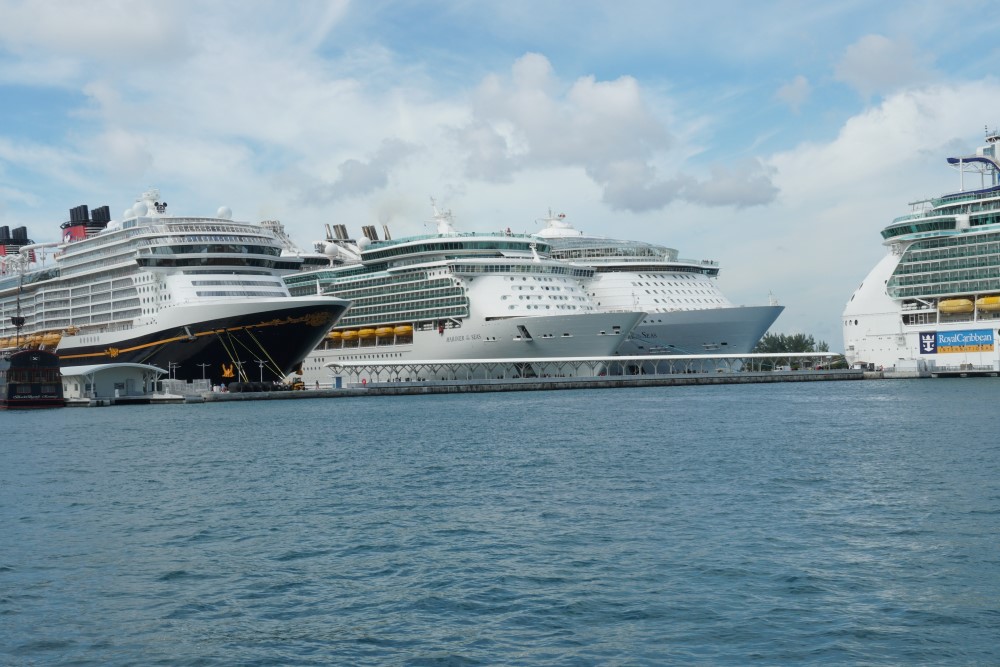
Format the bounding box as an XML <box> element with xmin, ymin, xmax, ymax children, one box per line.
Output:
<box><xmin>3</xmin><ymin>0</ymin><xmax>1000</xmax><ymax>346</ymax></box>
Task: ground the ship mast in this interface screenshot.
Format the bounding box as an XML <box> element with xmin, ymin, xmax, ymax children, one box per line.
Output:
<box><xmin>10</xmin><ymin>253</ymin><xmax>26</xmax><ymax>348</ymax></box>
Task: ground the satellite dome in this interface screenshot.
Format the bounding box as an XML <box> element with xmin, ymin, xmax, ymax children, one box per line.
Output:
<box><xmin>357</xmin><ymin>237</ymin><xmax>371</xmax><ymax>249</ymax></box>
<box><xmin>217</xmin><ymin>206</ymin><xmax>233</xmax><ymax>220</ymax></box>
<box><xmin>132</xmin><ymin>201</ymin><xmax>148</xmax><ymax>217</ymax></box>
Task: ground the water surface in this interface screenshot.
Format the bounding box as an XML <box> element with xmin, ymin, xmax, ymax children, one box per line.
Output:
<box><xmin>2</xmin><ymin>379</ymin><xmax>998</xmax><ymax>664</ymax></box>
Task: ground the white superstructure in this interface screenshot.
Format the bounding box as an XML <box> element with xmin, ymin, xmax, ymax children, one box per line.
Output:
<box><xmin>534</xmin><ymin>212</ymin><xmax>783</xmax><ymax>356</ymax></box>
<box><xmin>0</xmin><ymin>189</ymin><xmax>349</xmax><ymax>385</ymax></box>
<box><xmin>844</xmin><ymin>128</ymin><xmax>1000</xmax><ymax>372</ymax></box>
<box><xmin>283</xmin><ymin>203</ymin><xmax>644</xmax><ymax>384</ymax></box>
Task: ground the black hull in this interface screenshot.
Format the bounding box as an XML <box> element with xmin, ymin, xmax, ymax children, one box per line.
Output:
<box><xmin>0</xmin><ymin>396</ymin><xmax>66</xmax><ymax>410</ymax></box>
<box><xmin>57</xmin><ymin>304</ymin><xmax>347</xmax><ymax>385</ymax></box>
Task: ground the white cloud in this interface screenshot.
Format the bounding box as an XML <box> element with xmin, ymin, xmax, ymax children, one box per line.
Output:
<box><xmin>0</xmin><ymin>0</ymin><xmax>189</xmax><ymax>64</ymax></box>
<box><xmin>455</xmin><ymin>53</ymin><xmax>777</xmax><ymax>212</ymax></box>
<box><xmin>834</xmin><ymin>34</ymin><xmax>934</xmax><ymax>98</ymax></box>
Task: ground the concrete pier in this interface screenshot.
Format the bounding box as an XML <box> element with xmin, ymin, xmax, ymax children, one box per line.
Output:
<box><xmin>201</xmin><ymin>368</ymin><xmax>862</xmax><ymax>402</ymax></box>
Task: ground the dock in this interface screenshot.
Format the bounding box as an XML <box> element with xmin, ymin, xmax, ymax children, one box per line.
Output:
<box><xmin>201</xmin><ymin>367</ymin><xmax>862</xmax><ymax>401</ymax></box>
<box><xmin>65</xmin><ymin>352</ymin><xmax>872</xmax><ymax>405</ymax></box>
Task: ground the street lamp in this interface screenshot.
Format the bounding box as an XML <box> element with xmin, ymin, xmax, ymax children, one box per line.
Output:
<box><xmin>256</xmin><ymin>359</ymin><xmax>265</xmax><ymax>383</ymax></box>
<box><xmin>197</xmin><ymin>363</ymin><xmax>210</xmax><ymax>380</ymax></box>
<box><xmin>234</xmin><ymin>360</ymin><xmax>245</xmax><ymax>381</ymax></box>
<box><xmin>167</xmin><ymin>362</ymin><xmax>179</xmax><ymax>379</ymax></box>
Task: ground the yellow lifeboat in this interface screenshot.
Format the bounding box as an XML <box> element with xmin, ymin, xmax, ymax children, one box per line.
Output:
<box><xmin>358</xmin><ymin>328</ymin><xmax>376</xmax><ymax>339</ymax></box>
<box><xmin>42</xmin><ymin>332</ymin><xmax>61</xmax><ymax>347</ymax></box>
<box><xmin>327</xmin><ymin>330</ymin><xmax>343</xmax><ymax>340</ymax></box>
<box><xmin>341</xmin><ymin>330</ymin><xmax>358</xmax><ymax>340</ymax></box>
<box><xmin>0</xmin><ymin>337</ymin><xmax>8</xmax><ymax>348</ymax></box>
<box><xmin>975</xmin><ymin>295</ymin><xmax>1000</xmax><ymax>312</ymax></box>
<box><xmin>393</xmin><ymin>325</ymin><xmax>413</xmax><ymax>335</ymax></box>
<box><xmin>26</xmin><ymin>334</ymin><xmax>43</xmax><ymax>347</ymax></box>
<box><xmin>64</xmin><ymin>326</ymin><xmax>79</xmax><ymax>335</ymax></box>
<box><xmin>375</xmin><ymin>327</ymin><xmax>394</xmax><ymax>337</ymax></box>
<box><xmin>939</xmin><ymin>298</ymin><xmax>974</xmax><ymax>314</ymax></box>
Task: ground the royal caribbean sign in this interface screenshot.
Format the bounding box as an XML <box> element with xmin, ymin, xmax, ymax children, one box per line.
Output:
<box><xmin>919</xmin><ymin>328</ymin><xmax>995</xmax><ymax>354</ymax></box>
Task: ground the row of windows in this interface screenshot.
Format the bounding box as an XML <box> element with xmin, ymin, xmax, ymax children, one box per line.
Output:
<box><xmin>195</xmin><ymin>291</ymin><xmax>288</xmax><ymax>298</ymax></box>
<box><xmin>346</xmin><ymin>295</ymin><xmax>468</xmax><ymax>318</ymax></box>
<box><xmin>551</xmin><ymin>245</ymin><xmax>673</xmax><ymax>261</ymax></box>
<box><xmin>890</xmin><ymin>279</ymin><xmax>1000</xmax><ymax>298</ymax></box>
<box><xmin>136</xmin><ymin>257</ymin><xmax>276</xmax><ymax>268</ymax></box>
<box><xmin>363</xmin><ymin>239</ymin><xmax>549</xmax><ymax>262</ymax></box>
<box><xmin>349</xmin><ymin>286</ymin><xmax>465</xmax><ymax>309</ymax></box>
<box><xmin>341</xmin><ymin>304</ymin><xmax>468</xmax><ymax>327</ymax></box>
<box><xmin>881</xmin><ymin>217</ymin><xmax>956</xmax><ymax>240</ymax></box>
<box><xmin>287</xmin><ymin>270</ymin><xmax>439</xmax><ymax>294</ymax></box>
<box><xmin>451</xmin><ymin>263</ymin><xmax>592</xmax><ymax>278</ymax></box>
<box><xmin>143</xmin><ymin>244</ymin><xmax>280</xmax><ymax>257</ymax></box>
<box><xmin>332</xmin><ymin>279</ymin><xmax>454</xmax><ymax>302</ymax></box>
<box><xmin>191</xmin><ymin>279</ymin><xmax>284</xmax><ymax>288</ymax></box>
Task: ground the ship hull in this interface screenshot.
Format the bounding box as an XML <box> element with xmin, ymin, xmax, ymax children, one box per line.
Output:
<box><xmin>617</xmin><ymin>305</ymin><xmax>784</xmax><ymax>356</ymax></box>
<box><xmin>56</xmin><ymin>297</ymin><xmax>348</xmax><ymax>384</ymax></box>
<box><xmin>297</xmin><ymin>311</ymin><xmax>644</xmax><ymax>385</ymax></box>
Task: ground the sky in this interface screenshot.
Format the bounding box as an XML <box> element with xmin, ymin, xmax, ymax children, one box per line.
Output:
<box><xmin>3</xmin><ymin>0</ymin><xmax>1000</xmax><ymax>347</ymax></box>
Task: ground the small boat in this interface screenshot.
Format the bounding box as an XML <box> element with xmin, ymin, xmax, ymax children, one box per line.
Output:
<box><xmin>975</xmin><ymin>295</ymin><xmax>1000</xmax><ymax>312</ymax></box>
<box><xmin>0</xmin><ymin>349</ymin><xmax>65</xmax><ymax>409</ymax></box>
<box><xmin>341</xmin><ymin>330</ymin><xmax>358</xmax><ymax>340</ymax></box>
<box><xmin>393</xmin><ymin>325</ymin><xmax>413</xmax><ymax>335</ymax></box>
<box><xmin>358</xmin><ymin>328</ymin><xmax>376</xmax><ymax>339</ymax></box>
<box><xmin>327</xmin><ymin>330</ymin><xmax>342</xmax><ymax>339</ymax></box>
<box><xmin>375</xmin><ymin>327</ymin><xmax>394</xmax><ymax>338</ymax></box>
<box><xmin>939</xmin><ymin>298</ymin><xmax>974</xmax><ymax>314</ymax></box>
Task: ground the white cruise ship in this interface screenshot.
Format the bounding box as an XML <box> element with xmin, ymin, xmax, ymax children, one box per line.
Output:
<box><xmin>0</xmin><ymin>189</ymin><xmax>349</xmax><ymax>385</ymax></box>
<box><xmin>844</xmin><ymin>129</ymin><xmax>1000</xmax><ymax>372</ymax></box>
<box><xmin>283</xmin><ymin>204</ymin><xmax>645</xmax><ymax>384</ymax></box>
<box><xmin>534</xmin><ymin>212</ymin><xmax>784</xmax><ymax>356</ymax></box>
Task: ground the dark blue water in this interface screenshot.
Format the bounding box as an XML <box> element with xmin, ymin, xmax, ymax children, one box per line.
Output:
<box><xmin>2</xmin><ymin>380</ymin><xmax>999</xmax><ymax>665</ymax></box>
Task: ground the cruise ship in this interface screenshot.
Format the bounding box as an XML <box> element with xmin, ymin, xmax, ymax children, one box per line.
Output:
<box><xmin>0</xmin><ymin>189</ymin><xmax>350</xmax><ymax>385</ymax></box>
<box><xmin>844</xmin><ymin>129</ymin><xmax>1000</xmax><ymax>371</ymax></box>
<box><xmin>534</xmin><ymin>212</ymin><xmax>784</xmax><ymax>356</ymax></box>
<box><xmin>283</xmin><ymin>203</ymin><xmax>645</xmax><ymax>384</ymax></box>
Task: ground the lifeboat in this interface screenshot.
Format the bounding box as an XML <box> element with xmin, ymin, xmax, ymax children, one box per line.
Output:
<box><xmin>939</xmin><ymin>298</ymin><xmax>974</xmax><ymax>314</ymax></box>
<box><xmin>358</xmin><ymin>328</ymin><xmax>376</xmax><ymax>339</ymax></box>
<box><xmin>975</xmin><ymin>295</ymin><xmax>1000</xmax><ymax>312</ymax></box>
<box><xmin>393</xmin><ymin>325</ymin><xmax>413</xmax><ymax>335</ymax></box>
<box><xmin>375</xmin><ymin>327</ymin><xmax>394</xmax><ymax>338</ymax></box>
<box><xmin>0</xmin><ymin>337</ymin><xmax>8</xmax><ymax>348</ymax></box>
<box><xmin>341</xmin><ymin>330</ymin><xmax>358</xmax><ymax>340</ymax></box>
<box><xmin>327</xmin><ymin>330</ymin><xmax>342</xmax><ymax>339</ymax></box>
<box><xmin>26</xmin><ymin>334</ymin><xmax>43</xmax><ymax>347</ymax></box>
<box><xmin>41</xmin><ymin>332</ymin><xmax>61</xmax><ymax>347</ymax></box>
<box><xmin>64</xmin><ymin>326</ymin><xmax>78</xmax><ymax>335</ymax></box>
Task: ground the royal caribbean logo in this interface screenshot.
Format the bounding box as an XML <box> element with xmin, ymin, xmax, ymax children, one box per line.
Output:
<box><xmin>919</xmin><ymin>331</ymin><xmax>937</xmax><ymax>354</ymax></box>
<box><xmin>919</xmin><ymin>328</ymin><xmax>994</xmax><ymax>354</ymax></box>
